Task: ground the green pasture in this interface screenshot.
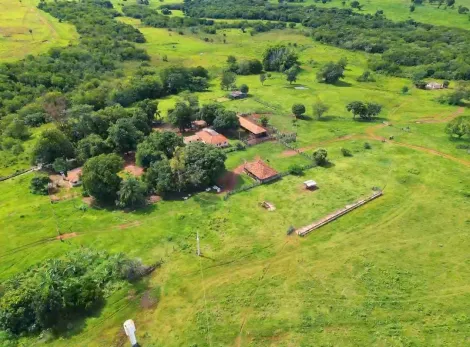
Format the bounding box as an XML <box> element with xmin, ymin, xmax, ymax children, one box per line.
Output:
<box><xmin>1</xmin><ymin>2</ymin><xmax>470</xmax><ymax>346</ymax></box>
<box><xmin>1</xmin><ymin>139</ymin><xmax>468</xmax><ymax>346</ymax></box>
<box><xmin>0</xmin><ymin>0</ymin><xmax>77</xmax><ymax>62</ymax></box>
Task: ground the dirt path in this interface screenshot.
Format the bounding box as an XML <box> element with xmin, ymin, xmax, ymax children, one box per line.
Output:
<box><xmin>218</xmin><ymin>164</ymin><xmax>246</xmax><ymax>192</ymax></box>
<box><xmin>414</xmin><ymin>107</ymin><xmax>464</xmax><ymax>124</ymax></box>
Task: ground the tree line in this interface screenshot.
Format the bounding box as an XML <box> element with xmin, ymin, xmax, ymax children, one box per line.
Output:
<box><xmin>183</xmin><ymin>0</ymin><xmax>470</xmax><ymax>80</ymax></box>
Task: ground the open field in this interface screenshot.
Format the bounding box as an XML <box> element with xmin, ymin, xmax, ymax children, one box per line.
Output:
<box><xmin>0</xmin><ymin>0</ymin><xmax>77</xmax><ymax>62</ymax></box>
<box><xmin>1</xmin><ymin>2</ymin><xmax>470</xmax><ymax>346</ymax></box>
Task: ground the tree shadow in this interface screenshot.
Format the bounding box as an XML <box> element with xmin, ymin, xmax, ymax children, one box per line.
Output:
<box><xmin>298</xmin><ymin>115</ymin><xmax>313</xmax><ymax>121</ymax></box>
<box><xmin>332</xmin><ymin>80</ymin><xmax>352</xmax><ymax>87</ymax></box>
<box><xmin>320</xmin><ymin>161</ymin><xmax>336</xmax><ymax>169</ymax></box>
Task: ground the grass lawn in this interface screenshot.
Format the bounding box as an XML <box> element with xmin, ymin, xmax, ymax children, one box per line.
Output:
<box><xmin>0</xmin><ymin>0</ymin><xmax>77</xmax><ymax>62</ymax></box>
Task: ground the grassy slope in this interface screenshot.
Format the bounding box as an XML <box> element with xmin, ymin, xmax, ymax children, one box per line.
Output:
<box><xmin>0</xmin><ymin>0</ymin><xmax>77</xmax><ymax>62</ymax></box>
<box><xmin>1</xmin><ymin>3</ymin><xmax>470</xmax><ymax>346</ymax></box>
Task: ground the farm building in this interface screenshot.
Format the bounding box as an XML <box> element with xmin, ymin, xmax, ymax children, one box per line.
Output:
<box><xmin>192</xmin><ymin>120</ymin><xmax>207</xmax><ymax>129</ymax></box>
<box><xmin>185</xmin><ymin>128</ymin><xmax>229</xmax><ymax>147</ymax></box>
<box><xmin>426</xmin><ymin>82</ymin><xmax>443</xmax><ymax>90</ymax></box>
<box><xmin>238</xmin><ymin>116</ymin><xmax>268</xmax><ymax>138</ymax></box>
<box><xmin>244</xmin><ymin>159</ymin><xmax>280</xmax><ymax>183</ymax></box>
<box><xmin>228</xmin><ymin>91</ymin><xmax>247</xmax><ymax>100</ymax></box>
<box><xmin>183</xmin><ymin>134</ymin><xmax>201</xmax><ymax>145</ymax></box>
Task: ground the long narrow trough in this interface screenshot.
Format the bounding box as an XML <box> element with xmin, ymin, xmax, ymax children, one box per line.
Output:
<box><xmin>296</xmin><ymin>191</ymin><xmax>383</xmax><ymax>236</ymax></box>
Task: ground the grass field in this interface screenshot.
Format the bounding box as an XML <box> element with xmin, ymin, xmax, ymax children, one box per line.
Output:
<box><xmin>0</xmin><ymin>0</ymin><xmax>77</xmax><ymax>62</ymax></box>
<box><xmin>1</xmin><ymin>2</ymin><xmax>470</xmax><ymax>346</ymax></box>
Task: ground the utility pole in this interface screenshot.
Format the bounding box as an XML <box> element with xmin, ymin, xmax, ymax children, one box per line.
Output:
<box><xmin>196</xmin><ymin>232</ymin><xmax>201</xmax><ymax>256</ymax></box>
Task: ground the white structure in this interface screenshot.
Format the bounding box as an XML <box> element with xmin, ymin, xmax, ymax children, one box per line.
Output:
<box><xmin>425</xmin><ymin>82</ymin><xmax>443</xmax><ymax>90</ymax></box>
<box><xmin>304</xmin><ymin>180</ymin><xmax>318</xmax><ymax>190</ymax></box>
<box><xmin>123</xmin><ymin>319</ymin><xmax>138</xmax><ymax>346</ymax></box>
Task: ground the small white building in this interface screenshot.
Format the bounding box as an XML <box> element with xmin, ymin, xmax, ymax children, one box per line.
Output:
<box><xmin>304</xmin><ymin>180</ymin><xmax>318</xmax><ymax>190</ymax></box>
<box><xmin>425</xmin><ymin>82</ymin><xmax>443</xmax><ymax>90</ymax></box>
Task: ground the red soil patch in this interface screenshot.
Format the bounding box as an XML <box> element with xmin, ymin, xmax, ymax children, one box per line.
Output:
<box><xmin>56</xmin><ymin>232</ymin><xmax>78</xmax><ymax>240</ymax></box>
<box><xmin>82</xmin><ymin>196</ymin><xmax>94</xmax><ymax>206</ymax></box>
<box><xmin>118</xmin><ymin>221</ymin><xmax>141</xmax><ymax>230</ymax></box>
<box><xmin>67</xmin><ymin>167</ymin><xmax>82</xmax><ymax>183</ymax></box>
<box><xmin>123</xmin><ymin>153</ymin><xmax>144</xmax><ymax>177</ymax></box>
<box><xmin>148</xmin><ymin>195</ymin><xmax>162</xmax><ymax>204</ymax></box>
<box><xmin>218</xmin><ymin>164</ymin><xmax>246</xmax><ymax>192</ymax></box>
<box><xmin>140</xmin><ymin>290</ymin><xmax>158</xmax><ymax>309</ymax></box>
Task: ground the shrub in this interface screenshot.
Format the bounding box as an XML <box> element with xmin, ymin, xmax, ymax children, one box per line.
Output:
<box><xmin>30</xmin><ymin>174</ymin><xmax>50</xmax><ymax>195</ymax></box>
<box><xmin>288</xmin><ymin>164</ymin><xmax>304</xmax><ymax>175</ymax></box>
<box><xmin>287</xmin><ymin>226</ymin><xmax>295</xmax><ymax>235</ymax></box>
<box><xmin>313</xmin><ymin>148</ymin><xmax>328</xmax><ymax>165</ymax></box>
<box><xmin>364</xmin><ymin>142</ymin><xmax>372</xmax><ymax>149</ymax></box>
<box><xmin>341</xmin><ymin>148</ymin><xmax>353</xmax><ymax>157</ymax></box>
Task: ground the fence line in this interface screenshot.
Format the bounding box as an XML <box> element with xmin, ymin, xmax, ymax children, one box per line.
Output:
<box><xmin>296</xmin><ymin>191</ymin><xmax>383</xmax><ymax>236</ymax></box>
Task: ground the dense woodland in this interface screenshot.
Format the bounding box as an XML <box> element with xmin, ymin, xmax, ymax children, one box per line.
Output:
<box><xmin>184</xmin><ymin>0</ymin><xmax>470</xmax><ymax>80</ymax></box>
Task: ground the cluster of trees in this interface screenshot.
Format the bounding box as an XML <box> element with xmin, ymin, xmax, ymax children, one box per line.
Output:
<box><xmin>184</xmin><ymin>0</ymin><xmax>470</xmax><ymax>80</ymax></box>
<box><xmin>262</xmin><ymin>45</ymin><xmax>299</xmax><ymax>72</ymax></box>
<box><xmin>346</xmin><ymin>101</ymin><xmax>383</xmax><ymax>120</ymax></box>
<box><xmin>0</xmin><ymin>249</ymin><xmax>148</xmax><ymax>335</ymax></box>
<box><xmin>438</xmin><ymin>85</ymin><xmax>470</xmax><ymax>105</ymax></box>
<box><xmin>30</xmin><ymin>99</ymin><xmax>160</xmax><ymax>166</ymax></box>
<box><xmin>226</xmin><ymin>56</ymin><xmax>263</xmax><ymax>75</ymax></box>
<box><xmin>0</xmin><ymin>0</ymin><xmax>149</xmax><ymax>116</ymax></box>
<box><xmin>317</xmin><ymin>59</ymin><xmax>347</xmax><ymax>84</ymax></box>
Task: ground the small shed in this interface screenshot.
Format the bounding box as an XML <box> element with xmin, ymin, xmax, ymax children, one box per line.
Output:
<box><xmin>244</xmin><ymin>159</ymin><xmax>279</xmax><ymax>183</ymax></box>
<box><xmin>228</xmin><ymin>91</ymin><xmax>247</xmax><ymax>100</ymax></box>
<box><xmin>303</xmin><ymin>180</ymin><xmax>318</xmax><ymax>190</ymax></box>
<box><xmin>425</xmin><ymin>82</ymin><xmax>443</xmax><ymax>90</ymax></box>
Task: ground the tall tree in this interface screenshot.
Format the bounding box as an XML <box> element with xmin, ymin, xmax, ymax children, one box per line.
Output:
<box><xmin>292</xmin><ymin>104</ymin><xmax>306</xmax><ymax>118</ymax></box>
<box><xmin>168</xmin><ymin>101</ymin><xmax>193</xmax><ymax>132</ymax></box>
<box><xmin>136</xmin><ymin>131</ymin><xmax>183</xmax><ymax>168</ymax></box>
<box><xmin>31</xmin><ymin>129</ymin><xmax>75</xmax><ymax>165</ymax></box>
<box><xmin>220</xmin><ymin>70</ymin><xmax>237</xmax><ymax>90</ymax></box>
<box><xmin>316</xmin><ymin>61</ymin><xmax>345</xmax><ymax>84</ymax></box>
<box><xmin>107</xmin><ymin>118</ymin><xmax>144</xmax><ymax>153</ymax></box>
<box><xmin>312</xmin><ymin>101</ymin><xmax>330</xmax><ymax>120</ymax></box>
<box><xmin>445</xmin><ymin>116</ymin><xmax>470</xmax><ymax>138</ymax></box>
<box><xmin>116</xmin><ymin>177</ymin><xmax>147</xmax><ymax>208</ymax></box>
<box><xmin>82</xmin><ymin>154</ymin><xmax>123</xmax><ymax>204</ymax></box>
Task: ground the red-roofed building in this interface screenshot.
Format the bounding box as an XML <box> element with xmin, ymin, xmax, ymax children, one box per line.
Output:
<box><xmin>244</xmin><ymin>159</ymin><xmax>279</xmax><ymax>183</ymax></box>
<box><xmin>238</xmin><ymin>116</ymin><xmax>267</xmax><ymax>138</ymax></box>
<box><xmin>184</xmin><ymin>128</ymin><xmax>229</xmax><ymax>148</ymax></box>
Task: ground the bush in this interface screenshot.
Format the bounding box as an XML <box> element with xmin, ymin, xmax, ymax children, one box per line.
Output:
<box><xmin>341</xmin><ymin>148</ymin><xmax>353</xmax><ymax>157</ymax></box>
<box><xmin>313</xmin><ymin>148</ymin><xmax>328</xmax><ymax>165</ymax></box>
<box><xmin>287</xmin><ymin>225</ymin><xmax>295</xmax><ymax>235</ymax></box>
<box><xmin>288</xmin><ymin>164</ymin><xmax>304</xmax><ymax>175</ymax></box>
<box><xmin>30</xmin><ymin>174</ymin><xmax>50</xmax><ymax>195</ymax></box>
<box><xmin>0</xmin><ymin>249</ymin><xmax>149</xmax><ymax>335</ymax></box>
<box><xmin>364</xmin><ymin>142</ymin><xmax>372</xmax><ymax>149</ymax></box>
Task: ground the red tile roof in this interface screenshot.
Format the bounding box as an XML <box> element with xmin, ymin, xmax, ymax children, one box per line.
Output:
<box><xmin>238</xmin><ymin>116</ymin><xmax>267</xmax><ymax>135</ymax></box>
<box><xmin>196</xmin><ymin>128</ymin><xmax>228</xmax><ymax>146</ymax></box>
<box><xmin>244</xmin><ymin>159</ymin><xmax>278</xmax><ymax>181</ymax></box>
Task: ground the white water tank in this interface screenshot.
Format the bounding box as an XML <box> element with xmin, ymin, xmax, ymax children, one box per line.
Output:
<box><xmin>123</xmin><ymin>319</ymin><xmax>138</xmax><ymax>346</ymax></box>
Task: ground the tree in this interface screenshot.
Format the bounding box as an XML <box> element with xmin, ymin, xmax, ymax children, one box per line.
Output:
<box><xmin>136</xmin><ymin>131</ymin><xmax>183</xmax><ymax>168</ymax></box>
<box><xmin>262</xmin><ymin>45</ymin><xmax>299</xmax><ymax>72</ymax></box>
<box><xmin>357</xmin><ymin>70</ymin><xmax>375</xmax><ymax>82</ymax></box>
<box><xmin>286</xmin><ymin>65</ymin><xmax>299</xmax><ymax>84</ymax></box>
<box><xmin>338</xmin><ymin>57</ymin><xmax>348</xmax><ymax>69</ymax></box>
<box><xmin>445</xmin><ymin>116</ymin><xmax>470</xmax><ymax>138</ymax></box>
<box><xmin>76</xmin><ymin>134</ymin><xmax>110</xmax><ymax>163</ymax></box>
<box><xmin>168</xmin><ymin>101</ymin><xmax>193</xmax><ymax>132</ymax></box>
<box><xmin>199</xmin><ymin>103</ymin><xmax>224</xmax><ymax>125</ymax></box>
<box><xmin>260</xmin><ymin>115</ymin><xmax>269</xmax><ymax>127</ymax></box>
<box><xmin>240</xmin><ymin>84</ymin><xmax>249</xmax><ymax>94</ymax></box>
<box><xmin>81</xmin><ymin>154</ymin><xmax>123</xmax><ymax>204</ymax></box>
<box><xmin>31</xmin><ymin>129</ymin><xmax>75</xmax><ymax>165</ymax></box>
<box><xmin>182</xmin><ymin>142</ymin><xmax>226</xmax><ymax>188</ymax></box>
<box><xmin>220</xmin><ymin>70</ymin><xmax>236</xmax><ymax>90</ymax></box>
<box><xmin>402</xmin><ymin>86</ymin><xmax>409</xmax><ymax>94</ymax></box>
<box><xmin>316</xmin><ymin>62</ymin><xmax>345</xmax><ymax>84</ymax></box>
<box><xmin>313</xmin><ymin>148</ymin><xmax>328</xmax><ymax>165</ymax></box>
<box><xmin>346</xmin><ymin>101</ymin><xmax>382</xmax><ymax>120</ymax></box>
<box><xmin>4</xmin><ymin>118</ymin><xmax>30</xmax><ymax>140</ymax></box>
<box><xmin>213</xmin><ymin>110</ymin><xmax>240</xmax><ymax>132</ymax></box>
<box><xmin>42</xmin><ymin>92</ymin><xmax>68</xmax><ymax>126</ymax></box>
<box><xmin>30</xmin><ymin>174</ymin><xmax>50</xmax><ymax>195</ymax></box>
<box><xmin>292</xmin><ymin>104</ymin><xmax>306</xmax><ymax>118</ymax></box>
<box><xmin>350</xmin><ymin>0</ymin><xmax>362</xmax><ymax>9</ymax></box>
<box><xmin>107</xmin><ymin>118</ymin><xmax>143</xmax><ymax>153</ymax></box>
<box><xmin>135</xmin><ymin>99</ymin><xmax>160</xmax><ymax>124</ymax></box>
<box><xmin>410</xmin><ymin>4</ymin><xmax>415</xmax><ymax>12</ymax></box>
<box><xmin>52</xmin><ymin>157</ymin><xmax>68</xmax><ymax>174</ymax></box>
<box><xmin>116</xmin><ymin>177</ymin><xmax>147</xmax><ymax>208</ymax></box>
<box><xmin>341</xmin><ymin>148</ymin><xmax>353</xmax><ymax>157</ymax></box>
<box><xmin>446</xmin><ymin>0</ymin><xmax>455</xmax><ymax>6</ymax></box>
<box><xmin>145</xmin><ymin>158</ymin><xmax>175</xmax><ymax>196</ymax></box>
<box><xmin>260</xmin><ymin>73</ymin><xmax>267</xmax><ymax>85</ymax></box>
<box><xmin>346</xmin><ymin>101</ymin><xmax>367</xmax><ymax>119</ymax></box>
<box><xmin>443</xmin><ymin>80</ymin><xmax>450</xmax><ymax>88</ymax></box>
<box><xmin>227</xmin><ymin>55</ymin><xmax>237</xmax><ymax>65</ymax></box>
<box><xmin>312</xmin><ymin>101</ymin><xmax>329</xmax><ymax>120</ymax></box>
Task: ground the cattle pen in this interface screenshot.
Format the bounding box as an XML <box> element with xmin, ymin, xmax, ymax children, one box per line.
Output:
<box><xmin>296</xmin><ymin>190</ymin><xmax>383</xmax><ymax>236</ymax></box>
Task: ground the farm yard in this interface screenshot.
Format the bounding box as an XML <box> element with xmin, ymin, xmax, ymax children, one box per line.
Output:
<box><xmin>0</xmin><ymin>0</ymin><xmax>470</xmax><ymax>346</ymax></box>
